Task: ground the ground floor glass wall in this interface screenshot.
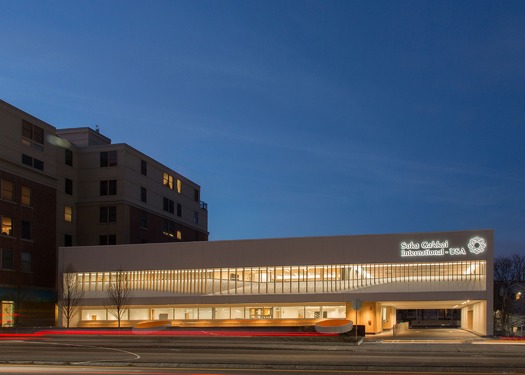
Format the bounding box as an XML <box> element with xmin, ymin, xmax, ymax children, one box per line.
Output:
<box><xmin>81</xmin><ymin>305</ymin><xmax>346</xmax><ymax>322</ymax></box>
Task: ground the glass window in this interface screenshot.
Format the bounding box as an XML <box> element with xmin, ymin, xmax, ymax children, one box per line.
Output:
<box><xmin>140</xmin><ymin>187</ymin><xmax>147</xmax><ymax>203</ymax></box>
<box><xmin>176</xmin><ymin>179</ymin><xmax>182</xmax><ymax>194</ymax></box>
<box><xmin>21</xmin><ymin>252</ymin><xmax>31</xmax><ymax>273</ymax></box>
<box><xmin>64</xmin><ymin>234</ymin><xmax>73</xmax><ymax>247</ymax></box>
<box><xmin>1</xmin><ymin>249</ymin><xmax>14</xmax><ymax>270</ymax></box>
<box><xmin>163</xmin><ymin>173</ymin><xmax>174</xmax><ymax>189</ymax></box>
<box><xmin>193</xmin><ymin>211</ymin><xmax>199</xmax><ymax>224</ymax></box>
<box><xmin>141</xmin><ymin>160</ymin><xmax>147</xmax><ymax>175</ymax></box>
<box><xmin>64</xmin><ymin>206</ymin><xmax>73</xmax><ymax>222</ymax></box>
<box><xmin>100</xmin><ymin>206</ymin><xmax>117</xmax><ymax>223</ymax></box>
<box><xmin>99</xmin><ymin>234</ymin><xmax>116</xmax><ymax>245</ymax></box>
<box><xmin>65</xmin><ymin>178</ymin><xmax>73</xmax><ymax>195</ymax></box>
<box><xmin>163</xmin><ymin>198</ymin><xmax>174</xmax><ymax>214</ymax></box>
<box><xmin>1</xmin><ymin>216</ymin><xmax>13</xmax><ymax>236</ymax></box>
<box><xmin>177</xmin><ymin>203</ymin><xmax>182</xmax><ymax>217</ymax></box>
<box><xmin>1</xmin><ymin>180</ymin><xmax>13</xmax><ymax>201</ymax></box>
<box><xmin>22</xmin><ymin>120</ymin><xmax>44</xmax><ymax>145</ymax></box>
<box><xmin>21</xmin><ymin>221</ymin><xmax>31</xmax><ymax>240</ymax></box>
<box><xmin>194</xmin><ymin>188</ymin><xmax>199</xmax><ymax>202</ymax></box>
<box><xmin>33</xmin><ymin>158</ymin><xmax>44</xmax><ymax>170</ymax></box>
<box><xmin>22</xmin><ymin>154</ymin><xmax>32</xmax><ymax>166</ymax></box>
<box><xmin>140</xmin><ymin>211</ymin><xmax>148</xmax><ymax>228</ymax></box>
<box><xmin>100</xmin><ymin>151</ymin><xmax>117</xmax><ymax>167</ymax></box>
<box><xmin>21</xmin><ymin>186</ymin><xmax>31</xmax><ymax>206</ymax></box>
<box><xmin>162</xmin><ymin>221</ymin><xmax>175</xmax><ymax>237</ymax></box>
<box><xmin>65</xmin><ymin>149</ymin><xmax>73</xmax><ymax>166</ymax></box>
<box><xmin>100</xmin><ymin>180</ymin><xmax>117</xmax><ymax>196</ymax></box>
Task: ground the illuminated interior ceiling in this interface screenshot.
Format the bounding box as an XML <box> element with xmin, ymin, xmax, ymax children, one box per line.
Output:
<box><xmin>379</xmin><ymin>300</ymin><xmax>482</xmax><ymax>310</ymax></box>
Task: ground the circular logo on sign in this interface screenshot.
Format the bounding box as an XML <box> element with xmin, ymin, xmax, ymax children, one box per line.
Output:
<box><xmin>468</xmin><ymin>237</ymin><xmax>486</xmax><ymax>254</ymax></box>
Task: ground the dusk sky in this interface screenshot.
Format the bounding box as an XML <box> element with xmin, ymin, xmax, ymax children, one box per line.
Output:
<box><xmin>1</xmin><ymin>1</ymin><xmax>524</xmax><ymax>256</ymax></box>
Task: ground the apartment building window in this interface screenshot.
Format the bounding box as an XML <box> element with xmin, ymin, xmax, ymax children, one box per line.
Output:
<box><xmin>65</xmin><ymin>178</ymin><xmax>73</xmax><ymax>195</ymax></box>
<box><xmin>100</xmin><ymin>150</ymin><xmax>117</xmax><ymax>167</ymax></box>
<box><xmin>140</xmin><ymin>187</ymin><xmax>147</xmax><ymax>203</ymax></box>
<box><xmin>0</xmin><ymin>249</ymin><xmax>14</xmax><ymax>270</ymax></box>
<box><xmin>141</xmin><ymin>159</ymin><xmax>147</xmax><ymax>175</ymax></box>
<box><xmin>163</xmin><ymin>172</ymin><xmax>174</xmax><ymax>190</ymax></box>
<box><xmin>177</xmin><ymin>203</ymin><xmax>182</xmax><ymax>217</ymax></box>
<box><xmin>100</xmin><ymin>206</ymin><xmax>117</xmax><ymax>223</ymax></box>
<box><xmin>177</xmin><ymin>230</ymin><xmax>182</xmax><ymax>240</ymax></box>
<box><xmin>1</xmin><ymin>216</ymin><xmax>13</xmax><ymax>236</ymax></box>
<box><xmin>176</xmin><ymin>179</ymin><xmax>182</xmax><ymax>194</ymax></box>
<box><xmin>140</xmin><ymin>211</ymin><xmax>148</xmax><ymax>228</ymax></box>
<box><xmin>21</xmin><ymin>186</ymin><xmax>31</xmax><ymax>206</ymax></box>
<box><xmin>162</xmin><ymin>220</ymin><xmax>175</xmax><ymax>237</ymax></box>
<box><xmin>21</xmin><ymin>252</ymin><xmax>31</xmax><ymax>273</ymax></box>
<box><xmin>163</xmin><ymin>197</ymin><xmax>175</xmax><ymax>214</ymax></box>
<box><xmin>64</xmin><ymin>206</ymin><xmax>73</xmax><ymax>223</ymax></box>
<box><xmin>64</xmin><ymin>234</ymin><xmax>73</xmax><ymax>247</ymax></box>
<box><xmin>99</xmin><ymin>234</ymin><xmax>116</xmax><ymax>245</ymax></box>
<box><xmin>100</xmin><ymin>180</ymin><xmax>117</xmax><ymax>196</ymax></box>
<box><xmin>194</xmin><ymin>188</ymin><xmax>199</xmax><ymax>202</ymax></box>
<box><xmin>22</xmin><ymin>120</ymin><xmax>44</xmax><ymax>150</ymax></box>
<box><xmin>22</xmin><ymin>154</ymin><xmax>44</xmax><ymax>171</ymax></box>
<box><xmin>65</xmin><ymin>149</ymin><xmax>73</xmax><ymax>166</ymax></box>
<box><xmin>21</xmin><ymin>221</ymin><xmax>31</xmax><ymax>240</ymax></box>
<box><xmin>193</xmin><ymin>211</ymin><xmax>199</xmax><ymax>224</ymax></box>
<box><xmin>0</xmin><ymin>179</ymin><xmax>13</xmax><ymax>201</ymax></box>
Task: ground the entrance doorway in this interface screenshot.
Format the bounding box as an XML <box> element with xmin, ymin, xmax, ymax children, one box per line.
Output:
<box><xmin>397</xmin><ymin>309</ymin><xmax>460</xmax><ymax>328</ymax></box>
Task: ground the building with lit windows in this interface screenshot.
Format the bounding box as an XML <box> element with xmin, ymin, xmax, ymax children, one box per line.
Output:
<box><xmin>0</xmin><ymin>99</ymin><xmax>208</xmax><ymax>327</ymax></box>
<box><xmin>58</xmin><ymin>229</ymin><xmax>493</xmax><ymax>336</ymax></box>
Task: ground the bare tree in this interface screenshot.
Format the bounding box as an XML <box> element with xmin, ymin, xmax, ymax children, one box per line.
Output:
<box><xmin>494</xmin><ymin>254</ymin><xmax>525</xmax><ymax>335</ymax></box>
<box><xmin>105</xmin><ymin>269</ymin><xmax>132</xmax><ymax>328</ymax></box>
<box><xmin>57</xmin><ymin>264</ymin><xmax>85</xmax><ymax>328</ymax></box>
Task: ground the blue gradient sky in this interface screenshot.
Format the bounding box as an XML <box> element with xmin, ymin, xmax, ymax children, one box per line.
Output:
<box><xmin>2</xmin><ymin>1</ymin><xmax>524</xmax><ymax>256</ymax></box>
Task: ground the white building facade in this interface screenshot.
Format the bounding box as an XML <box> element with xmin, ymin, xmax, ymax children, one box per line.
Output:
<box><xmin>58</xmin><ymin>229</ymin><xmax>493</xmax><ymax>335</ymax></box>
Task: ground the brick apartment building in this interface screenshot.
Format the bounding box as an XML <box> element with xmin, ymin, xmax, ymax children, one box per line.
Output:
<box><xmin>0</xmin><ymin>99</ymin><xmax>208</xmax><ymax>327</ymax></box>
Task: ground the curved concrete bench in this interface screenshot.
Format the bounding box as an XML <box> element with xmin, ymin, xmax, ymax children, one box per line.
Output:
<box><xmin>315</xmin><ymin>319</ymin><xmax>353</xmax><ymax>334</ymax></box>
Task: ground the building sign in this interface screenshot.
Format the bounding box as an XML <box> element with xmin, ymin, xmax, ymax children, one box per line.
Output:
<box><xmin>400</xmin><ymin>236</ymin><xmax>486</xmax><ymax>258</ymax></box>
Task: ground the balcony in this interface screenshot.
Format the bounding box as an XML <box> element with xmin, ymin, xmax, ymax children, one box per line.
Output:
<box><xmin>200</xmin><ymin>201</ymin><xmax>208</xmax><ymax>211</ymax></box>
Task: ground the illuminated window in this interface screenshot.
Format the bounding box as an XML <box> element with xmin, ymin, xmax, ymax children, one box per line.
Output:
<box><xmin>163</xmin><ymin>173</ymin><xmax>174</xmax><ymax>189</ymax></box>
<box><xmin>0</xmin><ymin>249</ymin><xmax>14</xmax><ymax>270</ymax></box>
<box><xmin>1</xmin><ymin>216</ymin><xmax>13</xmax><ymax>236</ymax></box>
<box><xmin>517</xmin><ymin>292</ymin><xmax>522</xmax><ymax>301</ymax></box>
<box><xmin>21</xmin><ymin>221</ymin><xmax>31</xmax><ymax>240</ymax></box>
<box><xmin>176</xmin><ymin>179</ymin><xmax>182</xmax><ymax>194</ymax></box>
<box><xmin>162</xmin><ymin>220</ymin><xmax>175</xmax><ymax>237</ymax></box>
<box><xmin>176</xmin><ymin>230</ymin><xmax>182</xmax><ymax>240</ymax></box>
<box><xmin>21</xmin><ymin>186</ymin><xmax>31</xmax><ymax>206</ymax></box>
<box><xmin>0</xmin><ymin>179</ymin><xmax>13</xmax><ymax>201</ymax></box>
<box><xmin>1</xmin><ymin>301</ymin><xmax>14</xmax><ymax>327</ymax></box>
<box><xmin>64</xmin><ymin>206</ymin><xmax>73</xmax><ymax>222</ymax></box>
<box><xmin>100</xmin><ymin>151</ymin><xmax>118</xmax><ymax>167</ymax></box>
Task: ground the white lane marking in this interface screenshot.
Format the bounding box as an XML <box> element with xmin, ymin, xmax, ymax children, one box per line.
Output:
<box><xmin>21</xmin><ymin>341</ymin><xmax>141</xmax><ymax>365</ymax></box>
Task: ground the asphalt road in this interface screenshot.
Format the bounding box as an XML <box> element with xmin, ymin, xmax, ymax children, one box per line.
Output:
<box><xmin>0</xmin><ymin>330</ymin><xmax>524</xmax><ymax>374</ymax></box>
